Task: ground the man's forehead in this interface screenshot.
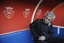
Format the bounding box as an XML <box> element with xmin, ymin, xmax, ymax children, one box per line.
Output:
<box><xmin>46</xmin><ymin>16</ymin><xmax>53</xmax><ymax>20</ymax></box>
<box><xmin>46</xmin><ymin>15</ymin><xmax>52</xmax><ymax>18</ymax></box>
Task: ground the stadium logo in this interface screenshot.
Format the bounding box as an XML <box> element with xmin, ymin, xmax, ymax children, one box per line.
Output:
<box><xmin>3</xmin><ymin>7</ymin><xmax>14</xmax><ymax>19</ymax></box>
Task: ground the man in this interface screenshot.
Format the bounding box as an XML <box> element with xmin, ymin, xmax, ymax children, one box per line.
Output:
<box><xmin>29</xmin><ymin>11</ymin><xmax>63</xmax><ymax>43</ymax></box>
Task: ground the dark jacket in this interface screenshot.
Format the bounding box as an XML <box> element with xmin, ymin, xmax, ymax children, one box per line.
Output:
<box><xmin>29</xmin><ymin>19</ymin><xmax>54</xmax><ymax>40</ymax></box>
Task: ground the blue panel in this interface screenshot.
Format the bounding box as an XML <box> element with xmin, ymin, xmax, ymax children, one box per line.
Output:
<box><xmin>0</xmin><ymin>29</ymin><xmax>33</xmax><ymax>43</ymax></box>
<box><xmin>59</xmin><ymin>28</ymin><xmax>64</xmax><ymax>40</ymax></box>
<box><xmin>53</xmin><ymin>27</ymin><xmax>58</xmax><ymax>36</ymax></box>
<box><xmin>0</xmin><ymin>27</ymin><xmax>64</xmax><ymax>43</ymax></box>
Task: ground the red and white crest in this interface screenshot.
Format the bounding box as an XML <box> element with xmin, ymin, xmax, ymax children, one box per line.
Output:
<box><xmin>23</xmin><ymin>8</ymin><xmax>30</xmax><ymax>18</ymax></box>
<box><xmin>3</xmin><ymin>7</ymin><xmax>14</xmax><ymax>19</ymax></box>
<box><xmin>36</xmin><ymin>10</ymin><xmax>42</xmax><ymax>17</ymax></box>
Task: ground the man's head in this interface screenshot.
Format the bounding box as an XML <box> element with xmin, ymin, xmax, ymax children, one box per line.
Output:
<box><xmin>44</xmin><ymin>11</ymin><xmax>56</xmax><ymax>24</ymax></box>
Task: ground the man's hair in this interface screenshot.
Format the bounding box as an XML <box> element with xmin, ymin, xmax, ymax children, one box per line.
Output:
<box><xmin>45</xmin><ymin>11</ymin><xmax>56</xmax><ymax>19</ymax></box>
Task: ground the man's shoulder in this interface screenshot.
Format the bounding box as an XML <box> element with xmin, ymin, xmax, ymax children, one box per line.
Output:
<box><xmin>30</xmin><ymin>19</ymin><xmax>43</xmax><ymax>25</ymax></box>
<box><xmin>35</xmin><ymin>19</ymin><xmax>43</xmax><ymax>23</ymax></box>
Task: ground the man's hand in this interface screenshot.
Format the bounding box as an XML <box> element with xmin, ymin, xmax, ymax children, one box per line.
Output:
<box><xmin>38</xmin><ymin>36</ymin><xmax>45</xmax><ymax>41</ymax></box>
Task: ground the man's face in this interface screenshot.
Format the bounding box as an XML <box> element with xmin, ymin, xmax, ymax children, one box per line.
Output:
<box><xmin>44</xmin><ymin>16</ymin><xmax>53</xmax><ymax>24</ymax></box>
